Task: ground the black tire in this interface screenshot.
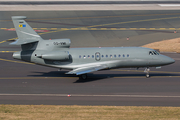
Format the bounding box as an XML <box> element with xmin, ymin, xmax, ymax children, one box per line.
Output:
<box><xmin>79</xmin><ymin>74</ymin><xmax>87</xmax><ymax>80</ymax></box>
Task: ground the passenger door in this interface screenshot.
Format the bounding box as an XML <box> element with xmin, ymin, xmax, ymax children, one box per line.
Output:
<box><xmin>95</xmin><ymin>52</ymin><xmax>101</xmax><ymax>61</ymax></box>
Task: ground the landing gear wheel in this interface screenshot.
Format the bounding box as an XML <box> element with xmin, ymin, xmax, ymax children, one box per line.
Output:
<box><xmin>146</xmin><ymin>74</ymin><xmax>150</xmax><ymax>78</ymax></box>
<box><xmin>79</xmin><ymin>74</ymin><xmax>87</xmax><ymax>80</ymax></box>
<box><xmin>144</xmin><ymin>67</ymin><xmax>150</xmax><ymax>78</ymax></box>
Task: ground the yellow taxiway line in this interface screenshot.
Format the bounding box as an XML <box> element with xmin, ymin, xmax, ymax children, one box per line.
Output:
<box><xmin>88</xmin><ymin>16</ymin><xmax>180</xmax><ymax>28</ymax></box>
<box><xmin>0</xmin><ymin>58</ymin><xmax>35</xmax><ymax>65</ymax></box>
<box><xmin>0</xmin><ymin>51</ymin><xmax>16</xmax><ymax>53</ymax></box>
<box><xmin>1</xmin><ymin>27</ymin><xmax>180</xmax><ymax>31</ymax></box>
<box><xmin>0</xmin><ymin>40</ymin><xmax>7</xmax><ymax>44</ymax></box>
<box><xmin>1</xmin><ymin>13</ymin><xmax>180</xmax><ymax>22</ymax></box>
<box><xmin>1</xmin><ymin>15</ymin><xmax>180</xmax><ymax>45</ymax></box>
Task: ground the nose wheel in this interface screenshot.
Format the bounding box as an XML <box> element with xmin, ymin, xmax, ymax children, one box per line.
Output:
<box><xmin>146</xmin><ymin>74</ymin><xmax>150</xmax><ymax>78</ymax></box>
<box><xmin>144</xmin><ymin>68</ymin><xmax>150</xmax><ymax>78</ymax></box>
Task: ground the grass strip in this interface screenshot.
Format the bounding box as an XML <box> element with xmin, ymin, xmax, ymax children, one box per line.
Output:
<box><xmin>142</xmin><ymin>37</ymin><xmax>180</xmax><ymax>53</ymax></box>
<box><xmin>0</xmin><ymin>105</ymin><xmax>180</xmax><ymax>120</ymax></box>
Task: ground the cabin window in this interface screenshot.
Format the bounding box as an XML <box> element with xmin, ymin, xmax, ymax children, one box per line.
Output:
<box><xmin>92</xmin><ymin>55</ymin><xmax>94</xmax><ymax>58</ymax></box>
<box><xmin>114</xmin><ymin>55</ymin><xmax>116</xmax><ymax>58</ymax></box>
<box><xmin>106</xmin><ymin>55</ymin><xmax>108</xmax><ymax>58</ymax></box>
<box><xmin>88</xmin><ymin>55</ymin><xmax>90</xmax><ymax>58</ymax></box>
<box><xmin>110</xmin><ymin>55</ymin><xmax>112</xmax><ymax>58</ymax></box>
<box><xmin>118</xmin><ymin>54</ymin><xmax>121</xmax><ymax>57</ymax></box>
<box><xmin>83</xmin><ymin>55</ymin><xmax>86</xmax><ymax>59</ymax></box>
<box><xmin>79</xmin><ymin>55</ymin><xmax>81</xmax><ymax>58</ymax></box>
<box><xmin>102</xmin><ymin>55</ymin><xmax>104</xmax><ymax>58</ymax></box>
<box><xmin>127</xmin><ymin>54</ymin><xmax>129</xmax><ymax>57</ymax></box>
<box><xmin>123</xmin><ymin>54</ymin><xmax>125</xmax><ymax>57</ymax></box>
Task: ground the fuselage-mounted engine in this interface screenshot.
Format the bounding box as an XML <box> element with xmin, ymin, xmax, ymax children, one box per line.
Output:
<box><xmin>39</xmin><ymin>51</ymin><xmax>69</xmax><ymax>61</ymax></box>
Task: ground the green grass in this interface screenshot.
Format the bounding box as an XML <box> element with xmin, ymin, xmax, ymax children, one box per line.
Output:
<box><xmin>0</xmin><ymin>105</ymin><xmax>180</xmax><ymax>120</ymax></box>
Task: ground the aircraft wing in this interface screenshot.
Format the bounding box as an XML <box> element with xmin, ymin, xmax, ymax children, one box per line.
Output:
<box><xmin>66</xmin><ymin>64</ymin><xmax>108</xmax><ymax>75</ymax></box>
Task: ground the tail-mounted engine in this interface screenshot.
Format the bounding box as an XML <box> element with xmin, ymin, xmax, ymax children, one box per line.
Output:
<box><xmin>38</xmin><ymin>51</ymin><xmax>69</xmax><ymax>61</ymax></box>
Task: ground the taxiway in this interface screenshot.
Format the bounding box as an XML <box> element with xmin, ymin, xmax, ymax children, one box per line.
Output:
<box><xmin>0</xmin><ymin>11</ymin><xmax>180</xmax><ymax>106</ymax></box>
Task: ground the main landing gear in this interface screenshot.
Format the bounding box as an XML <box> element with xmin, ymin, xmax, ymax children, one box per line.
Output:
<box><xmin>144</xmin><ymin>67</ymin><xmax>150</xmax><ymax>78</ymax></box>
<box><xmin>79</xmin><ymin>74</ymin><xmax>87</xmax><ymax>80</ymax></box>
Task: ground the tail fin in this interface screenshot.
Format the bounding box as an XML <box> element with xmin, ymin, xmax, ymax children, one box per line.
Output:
<box><xmin>11</xmin><ymin>16</ymin><xmax>43</xmax><ymax>45</ymax></box>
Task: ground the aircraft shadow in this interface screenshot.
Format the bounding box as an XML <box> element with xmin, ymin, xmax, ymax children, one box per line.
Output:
<box><xmin>28</xmin><ymin>71</ymin><xmax>77</xmax><ymax>77</ymax></box>
<box><xmin>74</xmin><ymin>73</ymin><xmax>180</xmax><ymax>83</ymax></box>
<box><xmin>28</xmin><ymin>71</ymin><xmax>180</xmax><ymax>83</ymax></box>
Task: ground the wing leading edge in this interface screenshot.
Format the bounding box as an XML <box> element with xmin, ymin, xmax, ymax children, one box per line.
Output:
<box><xmin>66</xmin><ymin>64</ymin><xmax>108</xmax><ymax>75</ymax></box>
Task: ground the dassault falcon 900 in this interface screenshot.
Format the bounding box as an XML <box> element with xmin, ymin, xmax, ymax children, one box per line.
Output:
<box><xmin>11</xmin><ymin>16</ymin><xmax>175</xmax><ymax>79</ymax></box>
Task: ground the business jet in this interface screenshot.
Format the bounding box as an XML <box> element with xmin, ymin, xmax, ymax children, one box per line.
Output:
<box><xmin>11</xmin><ymin>16</ymin><xmax>175</xmax><ymax>79</ymax></box>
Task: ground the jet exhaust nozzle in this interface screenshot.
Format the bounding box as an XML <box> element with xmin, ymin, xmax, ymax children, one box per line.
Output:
<box><xmin>13</xmin><ymin>51</ymin><xmax>21</xmax><ymax>60</ymax></box>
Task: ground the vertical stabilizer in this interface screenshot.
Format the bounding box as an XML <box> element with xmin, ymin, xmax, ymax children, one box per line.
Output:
<box><xmin>11</xmin><ymin>16</ymin><xmax>43</xmax><ymax>45</ymax></box>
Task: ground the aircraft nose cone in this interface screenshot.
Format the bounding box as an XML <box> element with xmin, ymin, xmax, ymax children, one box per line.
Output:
<box><xmin>169</xmin><ymin>58</ymin><xmax>175</xmax><ymax>64</ymax></box>
<box><xmin>163</xmin><ymin>56</ymin><xmax>175</xmax><ymax>65</ymax></box>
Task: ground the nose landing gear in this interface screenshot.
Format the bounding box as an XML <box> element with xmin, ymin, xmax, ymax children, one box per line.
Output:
<box><xmin>144</xmin><ymin>67</ymin><xmax>150</xmax><ymax>78</ymax></box>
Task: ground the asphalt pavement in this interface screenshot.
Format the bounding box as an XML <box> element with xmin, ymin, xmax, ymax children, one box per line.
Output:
<box><xmin>0</xmin><ymin>11</ymin><xmax>180</xmax><ymax>106</ymax></box>
<box><xmin>0</xmin><ymin>53</ymin><xmax>180</xmax><ymax>106</ymax></box>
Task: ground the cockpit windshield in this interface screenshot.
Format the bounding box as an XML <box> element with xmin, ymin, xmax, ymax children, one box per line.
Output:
<box><xmin>149</xmin><ymin>51</ymin><xmax>159</xmax><ymax>55</ymax></box>
<box><xmin>155</xmin><ymin>51</ymin><xmax>160</xmax><ymax>55</ymax></box>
